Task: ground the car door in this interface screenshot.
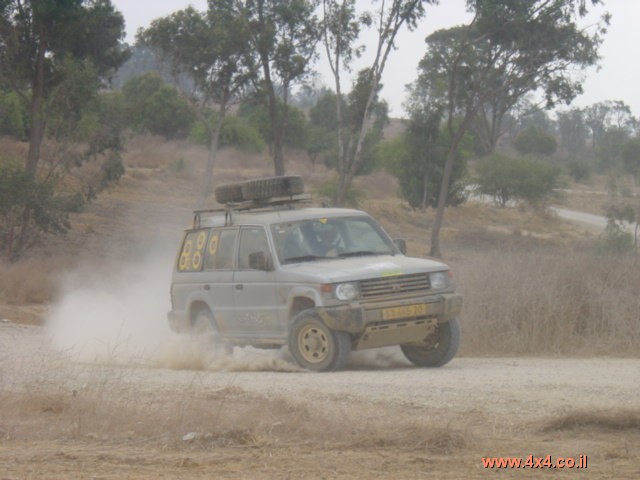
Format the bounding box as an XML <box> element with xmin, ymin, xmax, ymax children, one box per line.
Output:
<box><xmin>232</xmin><ymin>226</ymin><xmax>280</xmax><ymax>341</ymax></box>
<box><xmin>200</xmin><ymin>227</ymin><xmax>238</xmax><ymax>334</ymax></box>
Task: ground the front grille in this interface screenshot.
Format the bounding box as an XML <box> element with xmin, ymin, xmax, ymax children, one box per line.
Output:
<box><xmin>359</xmin><ymin>273</ymin><xmax>431</xmax><ymax>300</ymax></box>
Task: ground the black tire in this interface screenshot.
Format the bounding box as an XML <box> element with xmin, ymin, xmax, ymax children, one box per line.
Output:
<box><xmin>288</xmin><ymin>310</ymin><xmax>351</xmax><ymax>372</ymax></box>
<box><xmin>191</xmin><ymin>308</ymin><xmax>232</xmax><ymax>355</ymax></box>
<box><xmin>400</xmin><ymin>318</ymin><xmax>460</xmax><ymax>367</ymax></box>
<box><xmin>241</xmin><ymin>176</ymin><xmax>304</xmax><ymax>201</ymax></box>
<box><xmin>214</xmin><ymin>182</ymin><xmax>244</xmax><ymax>204</ymax></box>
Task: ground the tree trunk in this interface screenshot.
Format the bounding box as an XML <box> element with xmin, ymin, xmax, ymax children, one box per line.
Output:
<box><xmin>429</xmin><ymin>120</ymin><xmax>470</xmax><ymax>258</ymax></box>
<box><xmin>421</xmin><ymin>170</ymin><xmax>429</xmax><ymax>210</ymax></box>
<box><xmin>26</xmin><ymin>32</ymin><xmax>47</xmax><ymax>175</ymax></box>
<box><xmin>198</xmin><ymin>103</ymin><xmax>227</xmax><ymax>208</ymax></box>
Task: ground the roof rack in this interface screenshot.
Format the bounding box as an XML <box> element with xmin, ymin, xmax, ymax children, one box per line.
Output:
<box><xmin>192</xmin><ymin>193</ymin><xmax>312</xmax><ymax>228</ymax></box>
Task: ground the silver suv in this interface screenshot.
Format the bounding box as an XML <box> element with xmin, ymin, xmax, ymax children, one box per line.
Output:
<box><xmin>168</xmin><ymin>177</ymin><xmax>462</xmax><ymax>371</ymax></box>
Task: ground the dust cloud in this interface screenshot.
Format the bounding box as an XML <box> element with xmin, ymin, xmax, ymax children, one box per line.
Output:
<box><xmin>44</xmin><ymin>250</ymin><xmax>297</xmax><ymax>372</ymax></box>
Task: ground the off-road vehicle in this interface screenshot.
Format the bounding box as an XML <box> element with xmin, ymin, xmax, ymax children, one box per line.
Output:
<box><xmin>168</xmin><ymin>176</ymin><xmax>462</xmax><ymax>371</ymax></box>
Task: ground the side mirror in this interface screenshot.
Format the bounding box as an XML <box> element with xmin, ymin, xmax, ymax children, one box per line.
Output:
<box><xmin>249</xmin><ymin>251</ymin><xmax>274</xmax><ymax>271</ymax></box>
<box><xmin>393</xmin><ymin>238</ymin><xmax>407</xmax><ymax>255</ymax></box>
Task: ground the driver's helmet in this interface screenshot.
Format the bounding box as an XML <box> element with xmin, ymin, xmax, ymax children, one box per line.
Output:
<box><xmin>315</xmin><ymin>222</ymin><xmax>339</xmax><ymax>248</ymax></box>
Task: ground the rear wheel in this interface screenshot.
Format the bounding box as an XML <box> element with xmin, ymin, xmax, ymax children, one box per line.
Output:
<box><xmin>400</xmin><ymin>318</ymin><xmax>460</xmax><ymax>367</ymax></box>
<box><xmin>288</xmin><ymin>310</ymin><xmax>351</xmax><ymax>372</ymax></box>
<box><xmin>192</xmin><ymin>308</ymin><xmax>232</xmax><ymax>355</ymax></box>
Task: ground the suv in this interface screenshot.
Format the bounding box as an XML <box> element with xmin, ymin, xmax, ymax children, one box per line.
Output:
<box><xmin>168</xmin><ymin>177</ymin><xmax>462</xmax><ymax>371</ymax></box>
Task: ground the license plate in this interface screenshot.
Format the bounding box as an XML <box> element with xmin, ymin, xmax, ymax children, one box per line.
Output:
<box><xmin>382</xmin><ymin>304</ymin><xmax>428</xmax><ymax>321</ymax></box>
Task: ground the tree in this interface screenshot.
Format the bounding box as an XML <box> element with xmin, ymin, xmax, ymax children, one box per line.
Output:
<box><xmin>122</xmin><ymin>72</ymin><xmax>195</xmax><ymax>139</ymax></box>
<box><xmin>622</xmin><ymin>138</ymin><xmax>640</xmax><ymax>183</ymax></box>
<box><xmin>597</xmin><ymin>127</ymin><xmax>629</xmax><ymax>171</ymax></box>
<box><xmin>513</xmin><ymin>126</ymin><xmax>557</xmax><ymax>157</ymax></box>
<box><xmin>140</xmin><ymin>1</ymin><xmax>253</xmax><ymax>206</ymax></box>
<box><xmin>236</xmin><ymin>0</ymin><xmax>320</xmax><ymax>177</ymax></box>
<box><xmin>321</xmin><ymin>0</ymin><xmax>434</xmax><ymax>205</ymax></box>
<box><xmin>411</xmin><ymin>0</ymin><xmax>606</xmax><ymax>257</ymax></box>
<box><xmin>308</xmin><ymin>73</ymin><xmax>388</xmax><ymax>179</ymax></box>
<box><xmin>0</xmin><ymin>0</ymin><xmax>128</xmax><ymax>175</ymax></box>
<box><xmin>584</xmin><ymin>100</ymin><xmax>637</xmax><ymax>149</ymax></box>
<box><xmin>557</xmin><ymin>108</ymin><xmax>587</xmax><ymax>154</ymax></box>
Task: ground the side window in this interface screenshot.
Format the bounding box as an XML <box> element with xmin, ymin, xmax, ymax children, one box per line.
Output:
<box><xmin>238</xmin><ymin>227</ymin><xmax>270</xmax><ymax>269</ymax></box>
<box><xmin>204</xmin><ymin>229</ymin><xmax>237</xmax><ymax>270</ymax></box>
<box><xmin>177</xmin><ymin>230</ymin><xmax>208</xmax><ymax>272</ymax></box>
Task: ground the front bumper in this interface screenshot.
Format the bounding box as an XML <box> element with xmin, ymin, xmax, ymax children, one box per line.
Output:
<box><xmin>316</xmin><ymin>293</ymin><xmax>463</xmax><ymax>349</ymax></box>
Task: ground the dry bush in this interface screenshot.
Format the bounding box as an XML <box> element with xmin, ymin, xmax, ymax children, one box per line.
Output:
<box><xmin>0</xmin><ymin>257</ymin><xmax>71</xmax><ymax>304</ymax></box>
<box><xmin>457</xmin><ymin>250</ymin><xmax>640</xmax><ymax>356</ymax></box>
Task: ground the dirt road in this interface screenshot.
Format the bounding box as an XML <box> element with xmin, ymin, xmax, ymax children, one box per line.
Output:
<box><xmin>1</xmin><ymin>321</ymin><xmax>639</xmax><ymax>478</ymax></box>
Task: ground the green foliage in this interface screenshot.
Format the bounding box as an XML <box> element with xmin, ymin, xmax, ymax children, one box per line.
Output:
<box><xmin>238</xmin><ymin>99</ymin><xmax>308</xmax><ymax>151</ymax></box>
<box><xmin>566</xmin><ymin>158</ymin><xmax>592</xmax><ymax>182</ymax></box>
<box><xmin>556</xmin><ymin>109</ymin><xmax>587</xmax><ymax>154</ymax></box>
<box><xmin>189</xmin><ymin>113</ymin><xmax>265</xmax><ymax>153</ymax></box>
<box><xmin>308</xmin><ymin>85</ymin><xmax>388</xmax><ymax>176</ymax></box>
<box><xmin>597</xmin><ymin>127</ymin><xmax>629</xmax><ymax>171</ymax></box>
<box><xmin>304</xmin><ymin>126</ymin><xmax>334</xmax><ymax>166</ymax></box>
<box><xmin>0</xmin><ymin>160</ymin><xmax>78</xmax><ymax>255</ymax></box>
<box><xmin>314</xmin><ymin>181</ymin><xmax>364</xmax><ymax>208</ymax></box>
<box><xmin>122</xmin><ymin>73</ymin><xmax>195</xmax><ymax>139</ymax></box>
<box><xmin>513</xmin><ymin>126</ymin><xmax>557</xmax><ymax>156</ymax></box>
<box><xmin>395</xmin><ymin>109</ymin><xmax>470</xmax><ymax>209</ymax></box>
<box><xmin>476</xmin><ymin>154</ymin><xmax>563</xmax><ymax>208</ymax></box>
<box><xmin>0</xmin><ymin>91</ymin><xmax>28</xmax><ymax>139</ymax></box>
<box><xmin>621</xmin><ymin>137</ymin><xmax>640</xmax><ymax>180</ymax></box>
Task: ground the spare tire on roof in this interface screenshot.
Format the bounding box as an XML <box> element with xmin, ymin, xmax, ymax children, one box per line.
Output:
<box><xmin>214</xmin><ymin>182</ymin><xmax>244</xmax><ymax>204</ymax></box>
<box><xmin>241</xmin><ymin>175</ymin><xmax>304</xmax><ymax>201</ymax></box>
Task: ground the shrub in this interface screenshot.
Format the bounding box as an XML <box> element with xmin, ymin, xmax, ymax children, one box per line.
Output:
<box><xmin>513</xmin><ymin>126</ymin><xmax>557</xmax><ymax>156</ymax></box>
<box><xmin>189</xmin><ymin>114</ymin><xmax>265</xmax><ymax>153</ymax></box>
<box><xmin>476</xmin><ymin>154</ymin><xmax>563</xmax><ymax>207</ymax></box>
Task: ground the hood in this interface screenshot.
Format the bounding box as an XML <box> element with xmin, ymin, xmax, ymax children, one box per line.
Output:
<box><xmin>278</xmin><ymin>254</ymin><xmax>449</xmax><ymax>283</ymax></box>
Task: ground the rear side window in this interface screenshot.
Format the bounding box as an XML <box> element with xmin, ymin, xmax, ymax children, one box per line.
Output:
<box><xmin>205</xmin><ymin>228</ymin><xmax>237</xmax><ymax>270</ymax></box>
<box><xmin>177</xmin><ymin>230</ymin><xmax>208</xmax><ymax>272</ymax></box>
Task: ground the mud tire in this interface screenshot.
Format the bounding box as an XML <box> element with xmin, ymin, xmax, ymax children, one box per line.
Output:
<box><xmin>288</xmin><ymin>310</ymin><xmax>351</xmax><ymax>372</ymax></box>
<box><xmin>400</xmin><ymin>318</ymin><xmax>460</xmax><ymax>367</ymax></box>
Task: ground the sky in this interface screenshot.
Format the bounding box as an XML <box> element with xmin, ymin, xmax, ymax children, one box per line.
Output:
<box><xmin>111</xmin><ymin>0</ymin><xmax>640</xmax><ymax>119</ymax></box>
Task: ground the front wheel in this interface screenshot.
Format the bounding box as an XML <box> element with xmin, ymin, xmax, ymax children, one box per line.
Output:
<box><xmin>288</xmin><ymin>310</ymin><xmax>351</xmax><ymax>372</ymax></box>
<box><xmin>400</xmin><ymin>318</ymin><xmax>460</xmax><ymax>367</ymax></box>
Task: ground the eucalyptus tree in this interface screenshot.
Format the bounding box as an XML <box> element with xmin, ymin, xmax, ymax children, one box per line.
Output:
<box><xmin>411</xmin><ymin>0</ymin><xmax>607</xmax><ymax>257</ymax></box>
<box><xmin>0</xmin><ymin>0</ymin><xmax>128</xmax><ymax>174</ymax></box>
<box><xmin>235</xmin><ymin>0</ymin><xmax>320</xmax><ymax>176</ymax></box>
<box><xmin>322</xmin><ymin>0</ymin><xmax>435</xmax><ymax>205</ymax></box>
<box><xmin>140</xmin><ymin>0</ymin><xmax>253</xmax><ymax>206</ymax></box>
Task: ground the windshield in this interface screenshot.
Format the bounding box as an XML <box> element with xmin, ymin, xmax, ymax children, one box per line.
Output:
<box><xmin>271</xmin><ymin>216</ymin><xmax>396</xmax><ymax>264</ymax></box>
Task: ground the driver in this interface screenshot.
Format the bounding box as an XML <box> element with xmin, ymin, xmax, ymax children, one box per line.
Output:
<box><xmin>315</xmin><ymin>222</ymin><xmax>340</xmax><ymax>257</ymax></box>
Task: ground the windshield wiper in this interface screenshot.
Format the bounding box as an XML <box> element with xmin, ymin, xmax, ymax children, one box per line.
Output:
<box><xmin>282</xmin><ymin>254</ymin><xmax>324</xmax><ymax>264</ymax></box>
<box><xmin>338</xmin><ymin>250</ymin><xmax>380</xmax><ymax>258</ymax></box>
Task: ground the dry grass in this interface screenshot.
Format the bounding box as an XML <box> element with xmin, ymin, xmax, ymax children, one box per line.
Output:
<box><xmin>0</xmin><ymin>257</ymin><xmax>73</xmax><ymax>304</ymax></box>
<box><xmin>0</xmin><ymin>380</ymin><xmax>469</xmax><ymax>452</ymax></box>
<box><xmin>542</xmin><ymin>409</ymin><xmax>640</xmax><ymax>433</ymax></box>
<box><xmin>457</xmin><ymin>250</ymin><xmax>640</xmax><ymax>356</ymax></box>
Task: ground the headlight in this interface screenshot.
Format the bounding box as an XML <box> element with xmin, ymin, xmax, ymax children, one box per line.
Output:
<box><xmin>429</xmin><ymin>271</ymin><xmax>450</xmax><ymax>290</ymax></box>
<box><xmin>335</xmin><ymin>282</ymin><xmax>358</xmax><ymax>301</ymax></box>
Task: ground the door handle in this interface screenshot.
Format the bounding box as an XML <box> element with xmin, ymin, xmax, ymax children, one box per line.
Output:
<box><xmin>203</xmin><ymin>284</ymin><xmax>211</xmax><ymax>290</ymax></box>
<box><xmin>235</xmin><ymin>284</ymin><xmax>244</xmax><ymax>291</ymax></box>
